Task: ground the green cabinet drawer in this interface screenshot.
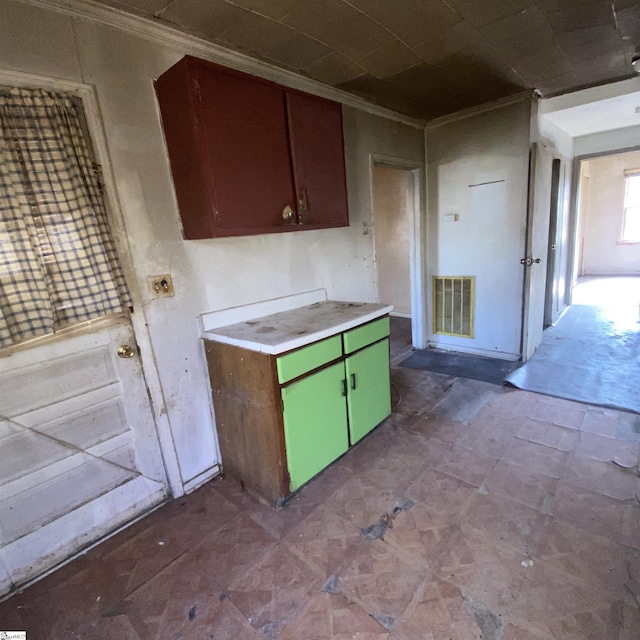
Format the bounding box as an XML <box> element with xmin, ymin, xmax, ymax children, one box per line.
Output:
<box><xmin>343</xmin><ymin>316</ymin><xmax>390</xmax><ymax>354</ymax></box>
<box><xmin>276</xmin><ymin>334</ymin><xmax>342</xmax><ymax>384</ymax></box>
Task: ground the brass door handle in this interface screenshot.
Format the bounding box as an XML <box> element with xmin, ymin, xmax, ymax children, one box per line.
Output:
<box><xmin>282</xmin><ymin>205</ymin><xmax>294</xmax><ymax>222</ymax></box>
<box><xmin>117</xmin><ymin>345</ymin><xmax>135</xmax><ymax>359</ymax></box>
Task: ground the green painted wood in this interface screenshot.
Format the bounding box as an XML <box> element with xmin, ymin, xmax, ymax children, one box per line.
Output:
<box><xmin>282</xmin><ymin>361</ymin><xmax>349</xmax><ymax>491</ymax></box>
<box><xmin>276</xmin><ymin>335</ymin><xmax>342</xmax><ymax>384</ymax></box>
<box><xmin>343</xmin><ymin>316</ymin><xmax>390</xmax><ymax>354</ymax></box>
<box><xmin>345</xmin><ymin>339</ymin><xmax>391</xmax><ymax>444</ymax></box>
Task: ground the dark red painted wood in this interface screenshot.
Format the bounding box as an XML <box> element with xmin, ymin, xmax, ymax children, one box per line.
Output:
<box><xmin>156</xmin><ymin>56</ymin><xmax>349</xmax><ymax>238</ymax></box>
<box><xmin>196</xmin><ymin>64</ymin><xmax>297</xmax><ymax>234</ymax></box>
<box><xmin>286</xmin><ymin>91</ymin><xmax>349</xmax><ymax>229</ymax></box>
<box><xmin>155</xmin><ymin>57</ymin><xmax>216</xmax><ymax>240</ymax></box>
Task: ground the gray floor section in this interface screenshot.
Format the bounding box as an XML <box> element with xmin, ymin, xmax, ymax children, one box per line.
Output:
<box><xmin>506</xmin><ymin>303</ymin><xmax>640</xmax><ymax>414</ymax></box>
<box><xmin>400</xmin><ymin>348</ymin><xmax>520</xmax><ymax>385</ymax></box>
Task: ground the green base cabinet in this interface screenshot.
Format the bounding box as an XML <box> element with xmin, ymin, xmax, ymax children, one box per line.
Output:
<box><xmin>205</xmin><ymin>314</ymin><xmax>392</xmax><ymax>506</ymax></box>
<box><xmin>280</xmin><ymin>319</ymin><xmax>391</xmax><ymax>492</ymax></box>
<box><xmin>345</xmin><ymin>339</ymin><xmax>391</xmax><ymax>444</ymax></box>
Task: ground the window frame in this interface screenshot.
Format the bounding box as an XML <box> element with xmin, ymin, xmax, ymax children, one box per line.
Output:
<box><xmin>620</xmin><ymin>170</ymin><xmax>640</xmax><ymax>244</ymax></box>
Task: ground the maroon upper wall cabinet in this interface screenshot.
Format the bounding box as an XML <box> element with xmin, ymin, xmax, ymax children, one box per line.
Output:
<box><xmin>155</xmin><ymin>56</ymin><xmax>350</xmax><ymax>239</ymax></box>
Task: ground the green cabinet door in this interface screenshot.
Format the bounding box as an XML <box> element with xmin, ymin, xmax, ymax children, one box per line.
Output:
<box><xmin>281</xmin><ymin>361</ymin><xmax>349</xmax><ymax>491</ymax></box>
<box><xmin>345</xmin><ymin>339</ymin><xmax>391</xmax><ymax>444</ymax></box>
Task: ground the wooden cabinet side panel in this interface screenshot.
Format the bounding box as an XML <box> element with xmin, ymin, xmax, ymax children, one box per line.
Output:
<box><xmin>286</xmin><ymin>91</ymin><xmax>349</xmax><ymax>228</ymax></box>
<box><xmin>155</xmin><ymin>58</ymin><xmax>215</xmax><ymax>239</ymax></box>
<box><xmin>204</xmin><ymin>341</ymin><xmax>288</xmax><ymax>504</ymax></box>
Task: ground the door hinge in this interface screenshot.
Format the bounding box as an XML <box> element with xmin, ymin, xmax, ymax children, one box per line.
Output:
<box><xmin>280</xmin><ymin>397</ymin><xmax>284</xmax><ymax>412</ymax></box>
<box><xmin>92</xmin><ymin>163</ymin><xmax>105</xmax><ymax>193</ymax></box>
<box><xmin>520</xmin><ymin>257</ymin><xmax>541</xmax><ymax>266</ymax></box>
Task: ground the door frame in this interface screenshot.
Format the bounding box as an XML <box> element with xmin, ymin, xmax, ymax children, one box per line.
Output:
<box><xmin>0</xmin><ymin>68</ymin><xmax>183</xmax><ymax>496</ymax></box>
<box><xmin>369</xmin><ymin>153</ymin><xmax>426</xmax><ymax>349</ymax></box>
<box><xmin>543</xmin><ymin>158</ymin><xmax>562</xmax><ymax>328</ymax></box>
<box><xmin>567</xmin><ymin>144</ymin><xmax>640</xmax><ymax>307</ymax></box>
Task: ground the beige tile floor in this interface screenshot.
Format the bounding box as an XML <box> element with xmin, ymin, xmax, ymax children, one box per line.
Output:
<box><xmin>1</xmin><ymin>318</ymin><xmax>639</xmax><ymax>639</ymax></box>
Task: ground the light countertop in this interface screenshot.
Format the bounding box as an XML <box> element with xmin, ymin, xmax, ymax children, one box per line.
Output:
<box><xmin>203</xmin><ymin>300</ymin><xmax>392</xmax><ymax>355</ymax></box>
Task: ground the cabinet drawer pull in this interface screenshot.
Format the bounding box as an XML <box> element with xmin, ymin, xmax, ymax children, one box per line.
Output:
<box><xmin>350</xmin><ymin>373</ymin><xmax>357</xmax><ymax>390</ymax></box>
<box><xmin>341</xmin><ymin>379</ymin><xmax>347</xmax><ymax>397</ymax></box>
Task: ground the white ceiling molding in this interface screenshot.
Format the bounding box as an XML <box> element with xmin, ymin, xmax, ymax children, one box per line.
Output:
<box><xmin>20</xmin><ymin>0</ymin><xmax>426</xmax><ymax>129</ymax></box>
<box><xmin>425</xmin><ymin>91</ymin><xmax>534</xmax><ymax>129</ymax></box>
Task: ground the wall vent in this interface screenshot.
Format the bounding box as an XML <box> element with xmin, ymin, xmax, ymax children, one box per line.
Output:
<box><xmin>433</xmin><ymin>276</ymin><xmax>474</xmax><ymax>338</ymax></box>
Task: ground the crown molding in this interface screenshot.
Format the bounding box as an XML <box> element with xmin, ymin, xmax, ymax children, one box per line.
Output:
<box><xmin>425</xmin><ymin>90</ymin><xmax>534</xmax><ymax>129</ymax></box>
<box><xmin>19</xmin><ymin>0</ymin><xmax>426</xmax><ymax>129</ymax></box>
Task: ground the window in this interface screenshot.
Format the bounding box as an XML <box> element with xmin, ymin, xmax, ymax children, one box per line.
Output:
<box><xmin>622</xmin><ymin>171</ymin><xmax>640</xmax><ymax>243</ymax></box>
<box><xmin>0</xmin><ymin>87</ymin><xmax>131</xmax><ymax>348</ymax></box>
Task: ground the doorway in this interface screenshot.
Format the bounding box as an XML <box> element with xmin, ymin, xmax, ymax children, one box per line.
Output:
<box><xmin>371</xmin><ymin>158</ymin><xmax>424</xmax><ymax>355</ymax></box>
<box><xmin>572</xmin><ymin>150</ymin><xmax>640</xmax><ymax>299</ymax></box>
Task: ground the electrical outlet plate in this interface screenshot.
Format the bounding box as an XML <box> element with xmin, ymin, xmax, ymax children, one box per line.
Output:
<box><xmin>148</xmin><ymin>274</ymin><xmax>174</xmax><ymax>298</ymax></box>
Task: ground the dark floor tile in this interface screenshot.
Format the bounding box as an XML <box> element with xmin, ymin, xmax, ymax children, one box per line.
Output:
<box><xmin>501</xmin><ymin>438</ymin><xmax>569</xmax><ymax>478</ymax></box>
<box><xmin>582</xmin><ymin>409</ymin><xmax>620</xmax><ymax>438</ymax></box>
<box><xmin>434</xmin><ymin>442</ymin><xmax>499</xmax><ymax>487</ymax></box>
<box><xmin>461</xmin><ymin>492</ymin><xmax>548</xmax><ymax>556</ymax></box>
<box><xmin>323</xmin><ymin>474</ymin><xmax>414</xmax><ymax>532</ymax></box>
<box><xmin>389</xmin><ymin>579</ymin><xmax>481</xmax><ymax>639</ymax></box>
<box><xmin>282</xmin><ymin>504</ymin><xmax>362</xmax><ymax>579</ymax></box>
<box><xmin>517</xmin><ymin>418</ymin><xmax>581</xmax><ymax>452</ymax></box>
<box><xmin>117</xmin><ymin>552</ymin><xmax>223</xmax><ymax>640</ymax></box>
<box><xmin>179</xmin><ymin>596</ymin><xmax>261</xmax><ymax>640</ymax></box>
<box><xmin>430</xmin><ymin>526</ymin><xmax>528</xmax><ymax>612</ymax></box>
<box><xmin>561</xmin><ymin>453</ymin><xmax>640</xmax><ymax>501</ymax></box>
<box><xmin>227</xmin><ymin>545</ymin><xmax>323</xmax><ymax>638</ymax></box>
<box><xmin>509</xmin><ymin>560</ymin><xmax>618</xmax><ymax>640</ymax></box>
<box><xmin>550</xmin><ymin>481</ymin><xmax>639</xmax><ymax>548</ymax></box>
<box><xmin>279</xmin><ymin>591</ymin><xmax>389</xmax><ymax>639</ymax></box>
<box><xmin>576</xmin><ymin>432</ymin><xmax>640</xmax><ymax>468</ymax></box>
<box><xmin>189</xmin><ymin>512</ymin><xmax>277</xmax><ymax>588</ymax></box>
<box><xmin>334</xmin><ymin>538</ymin><xmax>428</xmax><ymax>627</ymax></box>
<box><xmin>531</xmin><ymin>519</ymin><xmax>627</xmax><ymax>598</ymax></box>
<box><xmin>484</xmin><ymin>460</ymin><xmax>558</xmax><ymax>510</ymax></box>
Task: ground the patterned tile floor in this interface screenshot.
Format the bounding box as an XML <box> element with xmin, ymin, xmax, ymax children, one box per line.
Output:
<box><xmin>1</xmin><ymin>319</ymin><xmax>640</xmax><ymax>639</ymax></box>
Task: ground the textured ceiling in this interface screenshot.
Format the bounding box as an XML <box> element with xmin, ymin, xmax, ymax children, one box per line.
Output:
<box><xmin>98</xmin><ymin>0</ymin><xmax>640</xmax><ymax>120</ymax></box>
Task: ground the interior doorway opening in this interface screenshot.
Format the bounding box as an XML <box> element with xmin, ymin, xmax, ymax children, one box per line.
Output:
<box><xmin>371</xmin><ymin>157</ymin><xmax>424</xmax><ymax>358</ymax></box>
<box><xmin>571</xmin><ymin>151</ymin><xmax>640</xmax><ymax>308</ymax></box>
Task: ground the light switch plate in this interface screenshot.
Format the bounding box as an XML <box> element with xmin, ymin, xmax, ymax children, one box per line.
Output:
<box><xmin>148</xmin><ymin>274</ymin><xmax>174</xmax><ymax>298</ymax></box>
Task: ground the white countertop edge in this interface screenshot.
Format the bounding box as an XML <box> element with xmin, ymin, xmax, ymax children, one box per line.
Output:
<box><xmin>204</xmin><ymin>304</ymin><xmax>393</xmax><ymax>355</ymax></box>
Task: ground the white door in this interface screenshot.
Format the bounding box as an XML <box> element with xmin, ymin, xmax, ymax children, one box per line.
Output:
<box><xmin>0</xmin><ymin>84</ymin><xmax>168</xmax><ymax>594</ymax></box>
<box><xmin>0</xmin><ymin>317</ymin><xmax>168</xmax><ymax>592</ymax></box>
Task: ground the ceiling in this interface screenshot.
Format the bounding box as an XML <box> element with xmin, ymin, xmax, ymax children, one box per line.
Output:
<box><xmin>97</xmin><ymin>0</ymin><xmax>640</xmax><ymax>121</ymax></box>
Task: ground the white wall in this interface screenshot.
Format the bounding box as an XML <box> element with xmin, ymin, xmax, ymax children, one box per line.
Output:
<box><xmin>0</xmin><ymin>0</ymin><xmax>424</xmax><ymax>493</ymax></box>
<box><xmin>574</xmin><ymin>124</ymin><xmax>640</xmax><ymax>157</ymax></box>
<box><xmin>426</xmin><ymin>100</ymin><xmax>531</xmax><ymax>359</ymax></box>
<box><xmin>580</xmin><ymin>152</ymin><xmax>640</xmax><ymax>275</ymax></box>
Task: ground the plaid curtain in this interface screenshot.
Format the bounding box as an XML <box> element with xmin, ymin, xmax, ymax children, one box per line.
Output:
<box><xmin>0</xmin><ymin>88</ymin><xmax>131</xmax><ymax>348</ymax></box>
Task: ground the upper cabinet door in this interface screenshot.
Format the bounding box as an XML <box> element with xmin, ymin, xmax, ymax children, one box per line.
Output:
<box><xmin>156</xmin><ymin>56</ymin><xmax>349</xmax><ymax>239</ymax></box>
<box><xmin>196</xmin><ymin>65</ymin><xmax>297</xmax><ymax>236</ymax></box>
<box><xmin>286</xmin><ymin>91</ymin><xmax>349</xmax><ymax>230</ymax></box>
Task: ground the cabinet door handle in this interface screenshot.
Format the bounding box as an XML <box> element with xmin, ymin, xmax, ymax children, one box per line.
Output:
<box><xmin>282</xmin><ymin>204</ymin><xmax>295</xmax><ymax>222</ymax></box>
<box><xmin>341</xmin><ymin>379</ymin><xmax>347</xmax><ymax>397</ymax></box>
<box><xmin>350</xmin><ymin>373</ymin><xmax>357</xmax><ymax>390</ymax></box>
